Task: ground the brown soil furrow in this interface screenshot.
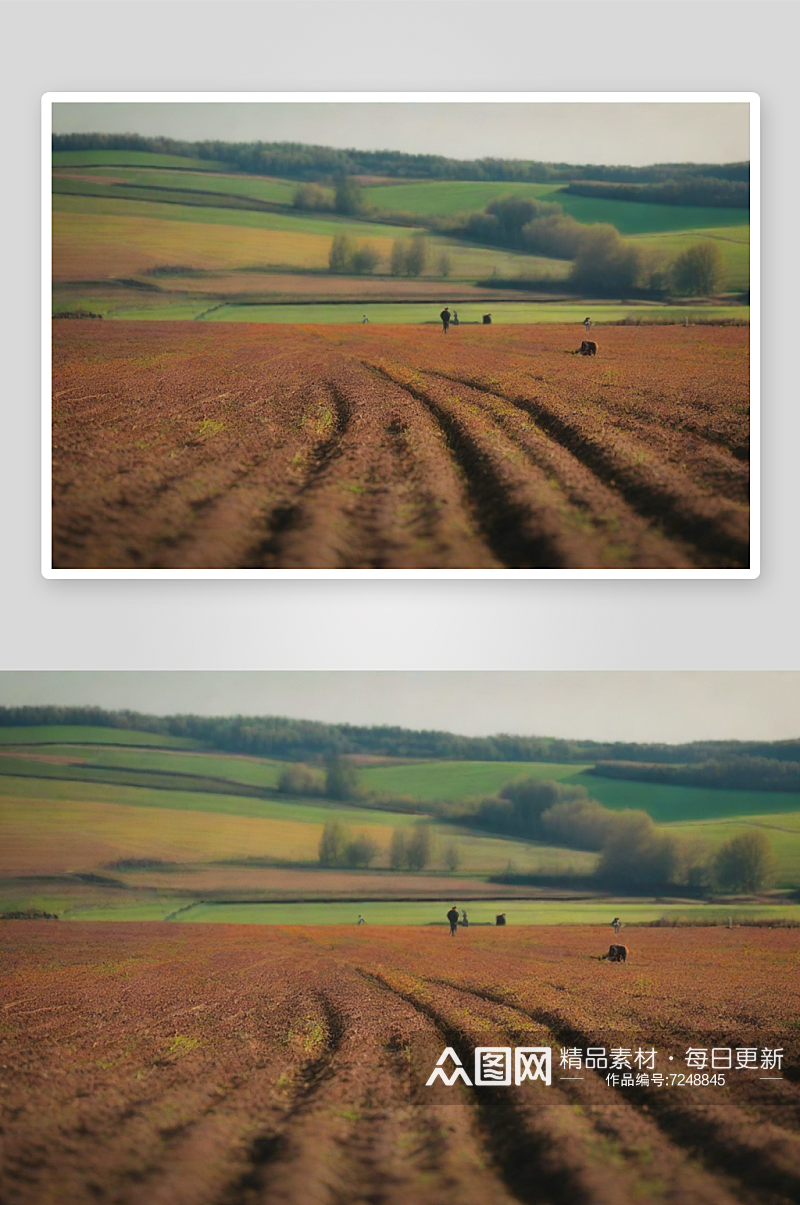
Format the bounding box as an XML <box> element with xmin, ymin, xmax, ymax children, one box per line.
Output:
<box><xmin>52</xmin><ymin>322</ymin><xmax>750</xmax><ymax>569</ymax></box>
<box><xmin>254</xmin><ymin>362</ymin><xmax>498</xmax><ymax>569</ymax></box>
<box><xmin>227</xmin><ymin>976</ymin><xmax>515</xmax><ymax>1205</ymax></box>
<box><xmin>368</xmin><ymin>363</ymin><xmax>600</xmax><ymax>569</ymax></box>
<box><xmin>424</xmin><ymin>367</ymin><xmax>749</xmax><ymax>567</ymax></box>
<box><xmin>363</xmin><ymin>967</ymin><xmax>657</xmax><ymax>1205</ymax></box>
<box><xmin>411</xmin><ymin>368</ymin><xmax>697</xmax><ymax>568</ymax></box>
<box><xmin>436</xmin><ymin>977</ymin><xmax>800</xmax><ymax>1205</ymax></box>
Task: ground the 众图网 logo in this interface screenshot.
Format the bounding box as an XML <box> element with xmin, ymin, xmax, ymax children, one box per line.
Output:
<box><xmin>426</xmin><ymin>1047</ymin><xmax>552</xmax><ymax>1087</ymax></box>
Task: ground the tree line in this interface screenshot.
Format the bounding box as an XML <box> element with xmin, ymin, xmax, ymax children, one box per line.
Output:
<box><xmin>564</xmin><ymin>177</ymin><xmax>749</xmax><ymax>209</ymax></box>
<box><xmin>52</xmin><ymin>133</ymin><xmax>748</xmax><ymax>188</ymax></box>
<box><xmin>1</xmin><ymin>706</ymin><xmax>797</xmax><ymax>767</ymax></box>
<box><xmin>591</xmin><ymin>756</ymin><xmax>800</xmax><ymax>793</ymax></box>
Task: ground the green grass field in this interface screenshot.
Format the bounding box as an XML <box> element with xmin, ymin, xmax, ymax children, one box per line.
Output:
<box><xmin>52</xmin><ymin>191</ymin><xmax>421</xmax><ymax>241</ymax></box>
<box><xmin>554</xmin><ymin>192</ymin><xmax>750</xmax><ymax>235</ymax></box>
<box><xmin>0</xmin><ymin>773</ymin><xmax>407</xmax><ymax>826</ymax></box>
<box><xmin>361</xmin><ymin>760</ymin><xmax>585</xmax><ymax>799</ymax></box>
<box><xmin>363</xmin><ymin>180</ymin><xmax>564</xmax><ymax>215</ymax></box>
<box><xmin>199</xmin><ymin>302</ymin><xmax>749</xmax><ymax>325</ymax></box>
<box><xmin>3</xmin><ymin>744</ymin><xmax>286</xmax><ymax>788</ymax></box>
<box><xmin>168</xmin><ymin>899</ymin><xmax>800</xmax><ymax>927</ymax></box>
<box><xmin>54</xmin><ymin>165</ymin><xmax>298</xmax><ymax>207</ymax></box>
<box><xmin>52</xmin><ymin>150</ymin><xmax>232</xmax><ymax>171</ymax></box>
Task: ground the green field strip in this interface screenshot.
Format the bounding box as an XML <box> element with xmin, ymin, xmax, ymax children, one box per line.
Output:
<box><xmin>669</xmin><ymin>813</ymin><xmax>800</xmax><ymax>886</ymax></box>
<box><xmin>0</xmin><ymin>758</ymin><xmax>286</xmax><ymax>799</ymax></box>
<box><xmin>0</xmin><ymin>774</ymin><xmax>419</xmax><ymax>825</ymax></box>
<box><xmin>0</xmin><ymin>725</ymin><xmax>199</xmax><ymax>748</ymax></box>
<box><xmin>360</xmin><ymin>760</ymin><xmax>586</xmax><ymax>800</ymax></box>
<box><xmin>554</xmin><ymin>193</ymin><xmax>750</xmax><ymax>235</ymax></box>
<box><xmin>55</xmin><ymin>165</ymin><xmax>298</xmax><ymax>206</ymax></box>
<box><xmin>14</xmin><ymin>744</ymin><xmax>286</xmax><ymax>788</ymax></box>
<box><xmin>52</xmin><ymin>178</ymin><xmax>294</xmax><ymax>215</ymax></box>
<box><xmin>200</xmin><ymin>302</ymin><xmax>749</xmax><ymax>325</ymax></box>
<box><xmin>363</xmin><ymin>180</ymin><xmax>564</xmax><ymax>215</ymax></box>
<box><xmin>569</xmin><ymin>773</ymin><xmax>800</xmax><ymax>823</ymax></box>
<box><xmin>168</xmin><ymin>898</ymin><xmax>800</xmax><ymax>926</ymax></box>
<box><xmin>53</xmin><ymin>150</ymin><xmax>232</xmax><ymax>171</ymax></box>
<box><xmin>52</xmin><ymin>191</ymin><xmax>426</xmax><ymax>239</ymax></box>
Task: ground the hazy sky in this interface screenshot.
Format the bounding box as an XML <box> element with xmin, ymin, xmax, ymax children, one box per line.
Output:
<box><xmin>52</xmin><ymin>101</ymin><xmax>750</xmax><ymax>167</ymax></box>
<box><xmin>0</xmin><ymin>673</ymin><xmax>795</xmax><ymax>744</ymax></box>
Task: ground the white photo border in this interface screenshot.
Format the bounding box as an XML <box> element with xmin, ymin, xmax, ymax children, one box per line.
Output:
<box><xmin>42</xmin><ymin>91</ymin><xmax>760</xmax><ymax>580</ymax></box>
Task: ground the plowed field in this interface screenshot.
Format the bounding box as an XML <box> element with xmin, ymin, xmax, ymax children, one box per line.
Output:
<box><xmin>51</xmin><ymin>322</ymin><xmax>750</xmax><ymax>570</ymax></box>
<box><xmin>2</xmin><ymin>923</ymin><xmax>796</xmax><ymax>1205</ymax></box>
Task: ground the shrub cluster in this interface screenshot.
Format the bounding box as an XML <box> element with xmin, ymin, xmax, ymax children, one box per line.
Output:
<box><xmin>389</xmin><ymin>822</ymin><xmax>435</xmax><ymax>871</ymax></box>
<box><xmin>318</xmin><ymin>820</ymin><xmax>378</xmax><ymax>869</ymax></box>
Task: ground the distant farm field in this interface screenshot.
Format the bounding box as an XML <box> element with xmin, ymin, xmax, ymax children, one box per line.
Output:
<box><xmin>51</xmin><ymin>321</ymin><xmax>750</xmax><ymax>571</ymax></box>
<box><xmin>360</xmin><ymin>759</ymin><xmax>586</xmax><ymax>799</ymax></box>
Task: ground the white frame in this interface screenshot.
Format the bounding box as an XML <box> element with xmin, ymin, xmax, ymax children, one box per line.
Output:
<box><xmin>42</xmin><ymin>91</ymin><xmax>759</xmax><ymax>580</ymax></box>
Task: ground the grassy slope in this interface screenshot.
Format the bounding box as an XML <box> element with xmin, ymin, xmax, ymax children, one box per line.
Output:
<box><xmin>54</xmin><ymin>165</ymin><xmax>298</xmax><ymax>206</ymax></box>
<box><xmin>362</xmin><ymin>179</ymin><xmax>749</xmax><ymax>234</ymax></box>
<box><xmin>52</xmin><ymin>194</ymin><xmax>556</xmax><ymax>283</ymax></box>
<box><xmin>0</xmin><ymin>773</ymin><xmax>406</xmax><ymax>826</ymax></box>
<box><xmin>554</xmin><ymin>192</ymin><xmax>750</xmax><ymax>235</ymax></box>
<box><xmin>0</xmin><ymin>743</ymin><xmax>286</xmax><ymax>788</ymax></box>
<box><xmin>360</xmin><ymin>760</ymin><xmax>585</xmax><ymax>799</ymax></box>
<box><xmin>359</xmin><ymin>759</ymin><xmax>795</xmax><ymax>824</ymax></box>
<box><xmin>364</xmin><ymin>180</ymin><xmax>564</xmax><ymax>215</ymax></box>
<box><xmin>670</xmin><ymin>814</ymin><xmax>800</xmax><ymax>886</ymax></box>
<box><xmin>52</xmin><ymin>150</ymin><xmax>231</xmax><ymax>171</ymax></box>
<box><xmin>629</xmin><ymin>226</ymin><xmax>750</xmax><ymax>292</ymax></box>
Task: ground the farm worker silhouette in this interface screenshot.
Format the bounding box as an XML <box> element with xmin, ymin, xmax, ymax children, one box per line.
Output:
<box><xmin>452</xmin><ymin>310</ymin><xmax>460</xmax><ymax>326</ymax></box>
<box><xmin>440</xmin><ymin>307</ymin><xmax>451</xmax><ymax>334</ymax></box>
<box><xmin>357</xmin><ymin>914</ymin><xmax>366</xmax><ymax>924</ymax></box>
<box><xmin>362</xmin><ymin>314</ymin><xmax>370</xmax><ymax>324</ymax></box>
<box><xmin>612</xmin><ymin>917</ymin><xmax>620</xmax><ymax>935</ymax></box>
<box><xmin>447</xmin><ymin>905</ymin><xmax>460</xmax><ymax>935</ymax></box>
<box><xmin>583</xmin><ymin>316</ymin><xmax>592</xmax><ymax>334</ymax></box>
<box><xmin>460</xmin><ymin>909</ymin><xmax>469</xmax><ymax>928</ymax></box>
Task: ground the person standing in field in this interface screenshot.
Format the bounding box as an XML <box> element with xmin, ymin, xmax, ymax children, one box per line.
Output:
<box><xmin>612</xmin><ymin>916</ymin><xmax>620</xmax><ymax>936</ymax></box>
<box><xmin>461</xmin><ymin>909</ymin><xmax>469</xmax><ymax>928</ymax></box>
<box><xmin>583</xmin><ymin>317</ymin><xmax>592</xmax><ymax>335</ymax></box>
<box><xmin>362</xmin><ymin>314</ymin><xmax>370</xmax><ymax>324</ymax></box>
<box><xmin>452</xmin><ymin>310</ymin><xmax>460</xmax><ymax>326</ymax></box>
<box><xmin>357</xmin><ymin>914</ymin><xmax>366</xmax><ymax>924</ymax></box>
<box><xmin>447</xmin><ymin>904</ymin><xmax>460</xmax><ymax>935</ymax></box>
<box><xmin>440</xmin><ymin>306</ymin><xmax>451</xmax><ymax>334</ymax></box>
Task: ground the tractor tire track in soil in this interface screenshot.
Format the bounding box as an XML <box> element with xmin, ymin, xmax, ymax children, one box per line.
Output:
<box><xmin>362</xmin><ymin>967</ymin><xmax>655</xmax><ymax>1205</ymax></box>
<box><xmin>424</xmin><ymin>367</ymin><xmax>749</xmax><ymax>567</ymax></box>
<box><xmin>369</xmin><ymin>360</ymin><xmax>696</xmax><ymax>569</ymax></box>
<box><xmin>432</xmin><ymin>977</ymin><xmax>800</xmax><ymax>1205</ymax></box>
<box><xmin>51</xmin><ymin>322</ymin><xmax>750</xmax><ymax>569</ymax></box>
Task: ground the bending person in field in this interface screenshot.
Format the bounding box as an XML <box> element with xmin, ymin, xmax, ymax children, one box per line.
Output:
<box><xmin>440</xmin><ymin>306</ymin><xmax>451</xmax><ymax>334</ymax></box>
<box><xmin>447</xmin><ymin>904</ymin><xmax>460</xmax><ymax>936</ymax></box>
